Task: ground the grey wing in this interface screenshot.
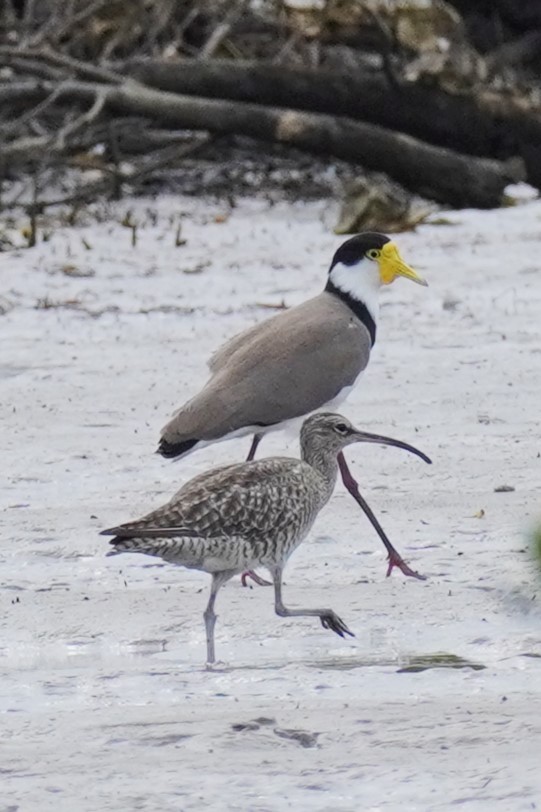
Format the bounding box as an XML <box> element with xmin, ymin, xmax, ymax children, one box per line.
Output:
<box><xmin>102</xmin><ymin>459</ymin><xmax>307</xmax><ymax>541</ymax></box>
<box><xmin>208</xmin><ymin>321</ymin><xmax>265</xmax><ymax>373</ymax></box>
<box><xmin>200</xmin><ymin>298</ymin><xmax>371</xmax><ymax>430</ymax></box>
<box><xmin>161</xmin><ymin>295</ymin><xmax>371</xmax><ymax>443</ymax></box>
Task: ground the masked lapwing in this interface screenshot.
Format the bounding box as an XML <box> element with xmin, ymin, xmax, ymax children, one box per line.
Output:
<box><xmin>157</xmin><ymin>232</ymin><xmax>428</xmax><ymax>582</ymax></box>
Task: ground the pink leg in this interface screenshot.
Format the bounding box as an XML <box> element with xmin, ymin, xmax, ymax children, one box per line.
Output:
<box><xmin>337</xmin><ymin>452</ymin><xmax>426</xmax><ymax>581</ymax></box>
<box><xmin>242</xmin><ymin>433</ymin><xmax>271</xmax><ymax>586</ymax></box>
<box><xmin>241</xmin><ymin>570</ymin><xmax>272</xmax><ymax>587</ymax></box>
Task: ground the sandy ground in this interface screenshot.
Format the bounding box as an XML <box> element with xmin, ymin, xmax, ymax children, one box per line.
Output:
<box><xmin>2</xmin><ymin>193</ymin><xmax>541</xmax><ymax>811</ymax></box>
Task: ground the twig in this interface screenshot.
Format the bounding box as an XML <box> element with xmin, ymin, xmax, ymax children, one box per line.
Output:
<box><xmin>0</xmin><ymin>45</ymin><xmax>126</xmax><ymax>84</ymax></box>
<box><xmin>19</xmin><ymin>135</ymin><xmax>213</xmax><ymax>211</ymax></box>
<box><xmin>29</xmin><ymin>0</ymin><xmax>111</xmax><ymax>48</ymax></box>
<box><xmin>20</xmin><ymin>0</ymin><xmax>39</xmax><ymax>46</ymax></box>
<box><xmin>55</xmin><ymin>88</ymin><xmax>107</xmax><ymax>149</ymax></box>
<box><xmin>0</xmin><ymin>55</ymin><xmax>65</xmax><ymax>80</ymax></box>
<box><xmin>272</xmin><ymin>30</ymin><xmax>302</xmax><ymax>64</ymax></box>
<box><xmin>199</xmin><ymin>0</ymin><xmax>249</xmax><ymax>60</ymax></box>
<box><xmin>27</xmin><ymin>169</ymin><xmax>39</xmax><ymax>246</ymax></box>
<box><xmin>0</xmin><ymin>81</ymin><xmax>68</xmax><ymax>137</ymax></box>
<box><xmin>362</xmin><ymin>5</ymin><xmax>403</xmax><ymax>90</ymax></box>
<box><xmin>107</xmin><ymin>120</ymin><xmax>124</xmax><ymax>200</ymax></box>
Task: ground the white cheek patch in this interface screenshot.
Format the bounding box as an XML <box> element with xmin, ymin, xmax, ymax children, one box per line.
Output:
<box><xmin>328</xmin><ymin>260</ymin><xmax>381</xmax><ymax>323</ymax></box>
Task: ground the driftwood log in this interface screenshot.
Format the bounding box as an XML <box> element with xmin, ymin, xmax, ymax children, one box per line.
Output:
<box><xmin>122</xmin><ymin>58</ymin><xmax>504</xmax><ymax>157</ymax></box>
<box><xmin>120</xmin><ymin>58</ymin><xmax>541</xmax><ymax>189</ymax></box>
<box><xmin>2</xmin><ymin>0</ymin><xmax>541</xmax><ymax>220</ymax></box>
<box><xmin>0</xmin><ymin>76</ymin><xmax>520</xmax><ymax>208</ymax></box>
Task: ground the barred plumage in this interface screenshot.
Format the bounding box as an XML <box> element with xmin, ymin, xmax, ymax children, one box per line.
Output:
<box><xmin>102</xmin><ymin>413</ymin><xmax>430</xmax><ymax>665</ymax></box>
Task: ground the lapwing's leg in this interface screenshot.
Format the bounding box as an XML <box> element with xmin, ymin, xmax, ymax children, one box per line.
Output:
<box><xmin>270</xmin><ymin>566</ymin><xmax>354</xmax><ymax>639</ymax></box>
<box><xmin>337</xmin><ymin>452</ymin><xmax>426</xmax><ymax>581</ymax></box>
<box><xmin>204</xmin><ymin>570</ymin><xmax>235</xmax><ymax>666</ymax></box>
<box><xmin>246</xmin><ymin>433</ymin><xmax>263</xmax><ymax>462</ymax></box>
<box><xmin>241</xmin><ymin>434</ymin><xmax>272</xmax><ymax>587</ymax></box>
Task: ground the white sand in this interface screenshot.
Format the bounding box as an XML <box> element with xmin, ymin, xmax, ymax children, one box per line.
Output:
<box><xmin>2</xmin><ymin>194</ymin><xmax>541</xmax><ymax>811</ymax></box>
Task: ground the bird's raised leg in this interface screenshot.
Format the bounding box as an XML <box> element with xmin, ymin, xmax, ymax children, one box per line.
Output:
<box><xmin>241</xmin><ymin>433</ymin><xmax>272</xmax><ymax>587</ymax></box>
<box><xmin>337</xmin><ymin>451</ymin><xmax>426</xmax><ymax>581</ymax></box>
<box><xmin>204</xmin><ymin>570</ymin><xmax>235</xmax><ymax>666</ymax></box>
<box><xmin>270</xmin><ymin>566</ymin><xmax>354</xmax><ymax>639</ymax></box>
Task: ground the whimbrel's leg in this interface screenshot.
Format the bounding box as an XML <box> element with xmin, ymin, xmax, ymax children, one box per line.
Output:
<box><xmin>270</xmin><ymin>566</ymin><xmax>354</xmax><ymax>639</ymax></box>
<box><xmin>241</xmin><ymin>434</ymin><xmax>272</xmax><ymax>587</ymax></box>
<box><xmin>337</xmin><ymin>452</ymin><xmax>426</xmax><ymax>581</ymax></box>
<box><xmin>246</xmin><ymin>433</ymin><xmax>263</xmax><ymax>462</ymax></box>
<box><xmin>204</xmin><ymin>570</ymin><xmax>235</xmax><ymax>665</ymax></box>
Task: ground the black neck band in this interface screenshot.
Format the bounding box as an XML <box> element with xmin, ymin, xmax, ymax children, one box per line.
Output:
<box><xmin>325</xmin><ymin>280</ymin><xmax>377</xmax><ymax>347</ymax></box>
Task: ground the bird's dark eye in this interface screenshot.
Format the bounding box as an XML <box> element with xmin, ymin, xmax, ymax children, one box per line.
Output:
<box><xmin>366</xmin><ymin>249</ymin><xmax>380</xmax><ymax>260</ymax></box>
<box><xmin>335</xmin><ymin>423</ymin><xmax>349</xmax><ymax>435</ymax></box>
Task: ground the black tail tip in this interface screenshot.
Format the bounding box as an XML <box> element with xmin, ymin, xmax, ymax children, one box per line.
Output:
<box><xmin>157</xmin><ymin>437</ymin><xmax>199</xmax><ymax>459</ymax></box>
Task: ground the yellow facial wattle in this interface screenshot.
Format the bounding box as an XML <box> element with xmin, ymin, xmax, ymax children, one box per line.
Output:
<box><xmin>377</xmin><ymin>242</ymin><xmax>427</xmax><ymax>287</ymax></box>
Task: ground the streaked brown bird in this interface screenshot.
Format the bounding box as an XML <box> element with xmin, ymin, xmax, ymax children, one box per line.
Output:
<box><xmin>104</xmin><ymin>413</ymin><xmax>431</xmax><ymax>665</ymax></box>
<box><xmin>157</xmin><ymin>233</ymin><xmax>428</xmax><ymax>583</ymax></box>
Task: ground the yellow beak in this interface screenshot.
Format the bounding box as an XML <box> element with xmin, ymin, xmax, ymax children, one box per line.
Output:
<box><xmin>378</xmin><ymin>241</ymin><xmax>427</xmax><ymax>287</ymax></box>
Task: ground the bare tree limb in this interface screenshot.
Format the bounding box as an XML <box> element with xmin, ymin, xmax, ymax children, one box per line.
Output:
<box><xmin>0</xmin><ymin>78</ymin><xmax>521</xmax><ymax>207</ymax></box>
<box><xmin>0</xmin><ymin>45</ymin><xmax>126</xmax><ymax>84</ymax></box>
<box><xmin>55</xmin><ymin>87</ymin><xmax>107</xmax><ymax>149</ymax></box>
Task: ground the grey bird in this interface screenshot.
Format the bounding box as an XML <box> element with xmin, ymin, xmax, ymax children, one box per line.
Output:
<box><xmin>156</xmin><ymin>233</ymin><xmax>428</xmax><ymax>584</ymax></box>
<box><xmin>103</xmin><ymin>413</ymin><xmax>431</xmax><ymax>665</ymax></box>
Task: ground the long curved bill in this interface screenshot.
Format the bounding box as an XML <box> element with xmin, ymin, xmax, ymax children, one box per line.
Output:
<box><xmin>352</xmin><ymin>429</ymin><xmax>431</xmax><ymax>464</ymax></box>
<box><xmin>380</xmin><ymin>242</ymin><xmax>428</xmax><ymax>287</ymax></box>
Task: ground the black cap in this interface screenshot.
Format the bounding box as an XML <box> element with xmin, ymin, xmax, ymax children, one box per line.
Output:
<box><xmin>329</xmin><ymin>232</ymin><xmax>390</xmax><ymax>272</ymax></box>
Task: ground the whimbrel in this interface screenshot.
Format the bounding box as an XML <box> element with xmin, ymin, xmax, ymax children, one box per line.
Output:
<box><xmin>156</xmin><ymin>233</ymin><xmax>428</xmax><ymax>583</ymax></box>
<box><xmin>103</xmin><ymin>413</ymin><xmax>431</xmax><ymax>665</ymax></box>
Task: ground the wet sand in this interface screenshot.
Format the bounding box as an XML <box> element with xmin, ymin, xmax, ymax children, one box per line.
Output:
<box><xmin>2</xmin><ymin>195</ymin><xmax>541</xmax><ymax>810</ymax></box>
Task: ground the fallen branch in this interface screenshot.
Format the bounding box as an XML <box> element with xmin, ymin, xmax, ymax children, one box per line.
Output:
<box><xmin>0</xmin><ymin>45</ymin><xmax>125</xmax><ymax>84</ymax></box>
<box><xmin>0</xmin><ymin>78</ymin><xmax>522</xmax><ymax>207</ymax></box>
<box><xmin>119</xmin><ymin>57</ymin><xmax>541</xmax><ymax>187</ymax></box>
<box><xmin>119</xmin><ymin>58</ymin><xmax>504</xmax><ymax>157</ymax></box>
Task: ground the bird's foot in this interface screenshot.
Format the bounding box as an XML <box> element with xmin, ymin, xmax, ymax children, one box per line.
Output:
<box><xmin>240</xmin><ymin>570</ymin><xmax>272</xmax><ymax>587</ymax></box>
<box><xmin>205</xmin><ymin>660</ymin><xmax>229</xmax><ymax>672</ymax></box>
<box><xmin>386</xmin><ymin>550</ymin><xmax>427</xmax><ymax>581</ymax></box>
<box><xmin>320</xmin><ymin>611</ymin><xmax>355</xmax><ymax>638</ymax></box>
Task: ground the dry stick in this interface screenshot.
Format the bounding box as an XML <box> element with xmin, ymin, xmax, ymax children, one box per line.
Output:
<box><xmin>29</xmin><ymin>0</ymin><xmax>111</xmax><ymax>47</ymax></box>
<box><xmin>107</xmin><ymin>120</ymin><xmax>123</xmax><ymax>200</ymax></box>
<box><xmin>54</xmin><ymin>88</ymin><xmax>107</xmax><ymax>149</ymax></box>
<box><xmin>21</xmin><ymin>136</ymin><xmax>213</xmax><ymax>211</ymax></box>
<box><xmin>27</xmin><ymin>169</ymin><xmax>39</xmax><ymax>247</ymax></box>
<box><xmin>0</xmin><ymin>76</ymin><xmax>522</xmax><ymax>206</ymax></box>
<box><xmin>121</xmin><ymin>56</ymin><xmax>541</xmax><ymax>187</ymax></box>
<box><xmin>0</xmin><ymin>86</ymin><xmax>107</xmax><ymax>163</ymax></box>
<box><xmin>119</xmin><ymin>58</ymin><xmax>534</xmax><ymax>159</ymax></box>
<box><xmin>0</xmin><ymin>81</ymin><xmax>68</xmax><ymax>137</ymax></box>
<box><xmin>272</xmin><ymin>30</ymin><xmax>302</xmax><ymax>64</ymax></box>
<box><xmin>361</xmin><ymin>3</ymin><xmax>404</xmax><ymax>90</ymax></box>
<box><xmin>0</xmin><ymin>55</ymin><xmax>65</xmax><ymax>81</ymax></box>
<box><xmin>198</xmin><ymin>0</ymin><xmax>249</xmax><ymax>59</ymax></box>
<box><xmin>1</xmin><ymin>77</ymin><xmax>521</xmax><ymax>207</ymax></box>
<box><xmin>20</xmin><ymin>0</ymin><xmax>39</xmax><ymax>46</ymax></box>
<box><xmin>0</xmin><ymin>45</ymin><xmax>126</xmax><ymax>84</ymax></box>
